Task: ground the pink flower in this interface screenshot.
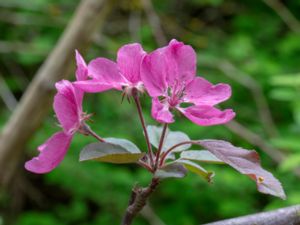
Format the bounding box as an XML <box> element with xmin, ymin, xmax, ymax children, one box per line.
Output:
<box><xmin>141</xmin><ymin>39</ymin><xmax>235</xmax><ymax>126</ymax></box>
<box><xmin>74</xmin><ymin>43</ymin><xmax>146</xmax><ymax>93</ymax></box>
<box><xmin>75</xmin><ymin>49</ymin><xmax>88</xmax><ymax>81</ymax></box>
<box><xmin>25</xmin><ymin>52</ymin><xmax>89</xmax><ymax>174</ymax></box>
<box><xmin>25</xmin><ymin>132</ymin><xmax>73</xmax><ymax>174</ymax></box>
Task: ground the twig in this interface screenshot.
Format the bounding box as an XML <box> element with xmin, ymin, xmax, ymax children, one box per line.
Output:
<box><xmin>225</xmin><ymin>120</ymin><xmax>284</xmax><ymax>163</ymax></box>
<box><xmin>213</xmin><ymin>59</ymin><xmax>278</xmax><ymax>138</ymax></box>
<box><xmin>2</xmin><ymin>59</ymin><xmax>29</xmax><ymax>89</ymax></box>
<box><xmin>140</xmin><ymin>204</ymin><xmax>166</xmax><ymax>225</ymax></box>
<box><xmin>0</xmin><ymin>74</ymin><xmax>18</xmax><ymax>111</ymax></box>
<box><xmin>121</xmin><ymin>178</ymin><xmax>160</xmax><ymax>225</ymax></box>
<box><xmin>0</xmin><ymin>40</ymin><xmax>48</xmax><ymax>55</ymax></box>
<box><xmin>202</xmin><ymin>204</ymin><xmax>300</xmax><ymax>225</ymax></box>
<box><xmin>129</xmin><ymin>9</ymin><xmax>142</xmax><ymax>42</ymax></box>
<box><xmin>199</xmin><ymin>56</ymin><xmax>300</xmax><ymax>177</ymax></box>
<box><xmin>225</xmin><ymin>120</ymin><xmax>300</xmax><ymax>178</ymax></box>
<box><xmin>0</xmin><ymin>0</ymin><xmax>113</xmax><ymax>188</ymax></box>
<box><xmin>140</xmin><ymin>0</ymin><xmax>167</xmax><ymax>46</ymax></box>
<box><xmin>0</xmin><ymin>10</ymin><xmax>66</xmax><ymax>27</ymax></box>
<box><xmin>262</xmin><ymin>0</ymin><xmax>300</xmax><ymax>33</ymax></box>
<box><xmin>0</xmin><ymin>1</ymin><xmax>46</xmax><ymax>11</ymax></box>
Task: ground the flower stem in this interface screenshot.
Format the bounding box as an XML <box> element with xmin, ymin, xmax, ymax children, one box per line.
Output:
<box><xmin>83</xmin><ymin>124</ymin><xmax>105</xmax><ymax>142</ymax></box>
<box><xmin>138</xmin><ymin>161</ymin><xmax>154</xmax><ymax>173</ymax></box>
<box><xmin>159</xmin><ymin>141</ymin><xmax>195</xmax><ymax>166</ymax></box>
<box><xmin>155</xmin><ymin>123</ymin><xmax>168</xmax><ymax>169</ymax></box>
<box><xmin>88</xmin><ymin>129</ymin><xmax>105</xmax><ymax>142</ymax></box>
<box><xmin>132</xmin><ymin>91</ymin><xmax>154</xmax><ymax>168</ymax></box>
<box><xmin>121</xmin><ymin>178</ymin><xmax>160</xmax><ymax>225</ymax></box>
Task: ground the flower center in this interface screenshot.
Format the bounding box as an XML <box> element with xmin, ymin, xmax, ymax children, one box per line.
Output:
<box><xmin>167</xmin><ymin>80</ymin><xmax>186</xmax><ymax>107</ymax></box>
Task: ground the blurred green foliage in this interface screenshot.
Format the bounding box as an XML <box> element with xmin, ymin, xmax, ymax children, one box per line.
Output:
<box><xmin>1</xmin><ymin>0</ymin><xmax>300</xmax><ymax>224</ymax></box>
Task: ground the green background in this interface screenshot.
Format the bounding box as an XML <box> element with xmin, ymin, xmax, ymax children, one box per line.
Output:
<box><xmin>0</xmin><ymin>0</ymin><xmax>300</xmax><ymax>224</ymax></box>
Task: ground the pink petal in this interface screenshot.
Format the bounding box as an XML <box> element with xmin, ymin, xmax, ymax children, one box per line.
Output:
<box><xmin>151</xmin><ymin>98</ymin><xmax>174</xmax><ymax>123</ymax></box>
<box><xmin>165</xmin><ymin>39</ymin><xmax>196</xmax><ymax>86</ymax></box>
<box><xmin>117</xmin><ymin>43</ymin><xmax>146</xmax><ymax>83</ymax></box>
<box><xmin>54</xmin><ymin>80</ymin><xmax>81</xmax><ymax>134</ymax></box>
<box><xmin>180</xmin><ymin>105</ymin><xmax>235</xmax><ymax>126</ymax></box>
<box><xmin>74</xmin><ymin>80</ymin><xmax>121</xmax><ymax>93</ymax></box>
<box><xmin>56</xmin><ymin>80</ymin><xmax>84</xmax><ymax>112</ymax></box>
<box><xmin>141</xmin><ymin>48</ymin><xmax>168</xmax><ymax>97</ymax></box>
<box><xmin>75</xmin><ymin>50</ymin><xmax>88</xmax><ymax>81</ymax></box>
<box><xmin>55</xmin><ymin>80</ymin><xmax>83</xmax><ymax>106</ymax></box>
<box><xmin>88</xmin><ymin>58</ymin><xmax>126</xmax><ymax>85</ymax></box>
<box><xmin>25</xmin><ymin>132</ymin><xmax>73</xmax><ymax>174</ymax></box>
<box><xmin>184</xmin><ymin>77</ymin><xmax>232</xmax><ymax>105</ymax></box>
<box><xmin>75</xmin><ymin>50</ymin><xmax>87</xmax><ymax>67</ymax></box>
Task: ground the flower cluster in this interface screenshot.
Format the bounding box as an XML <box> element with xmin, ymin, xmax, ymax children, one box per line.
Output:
<box><xmin>25</xmin><ymin>39</ymin><xmax>235</xmax><ymax>174</ymax></box>
<box><xmin>25</xmin><ymin>39</ymin><xmax>286</xmax><ymax>202</ymax></box>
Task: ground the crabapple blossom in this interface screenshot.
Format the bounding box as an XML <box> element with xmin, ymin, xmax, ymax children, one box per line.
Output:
<box><xmin>141</xmin><ymin>39</ymin><xmax>235</xmax><ymax>126</ymax></box>
<box><xmin>74</xmin><ymin>43</ymin><xmax>146</xmax><ymax>95</ymax></box>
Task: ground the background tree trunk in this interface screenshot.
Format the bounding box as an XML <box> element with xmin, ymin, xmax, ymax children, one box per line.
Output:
<box><xmin>0</xmin><ymin>0</ymin><xmax>113</xmax><ymax>189</ymax></box>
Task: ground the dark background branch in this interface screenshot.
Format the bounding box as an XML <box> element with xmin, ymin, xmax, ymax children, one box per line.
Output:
<box><xmin>203</xmin><ymin>205</ymin><xmax>300</xmax><ymax>225</ymax></box>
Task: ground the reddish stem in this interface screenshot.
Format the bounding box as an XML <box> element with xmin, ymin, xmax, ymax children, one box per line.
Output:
<box><xmin>138</xmin><ymin>161</ymin><xmax>154</xmax><ymax>173</ymax></box>
<box><xmin>83</xmin><ymin>124</ymin><xmax>105</xmax><ymax>142</ymax></box>
<box><xmin>132</xmin><ymin>91</ymin><xmax>154</xmax><ymax>168</ymax></box>
<box><xmin>155</xmin><ymin>123</ymin><xmax>168</xmax><ymax>169</ymax></box>
<box><xmin>159</xmin><ymin>141</ymin><xmax>195</xmax><ymax>166</ymax></box>
<box><xmin>89</xmin><ymin>129</ymin><xmax>105</xmax><ymax>142</ymax></box>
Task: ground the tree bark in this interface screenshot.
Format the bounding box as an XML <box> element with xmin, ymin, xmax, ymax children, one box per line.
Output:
<box><xmin>202</xmin><ymin>205</ymin><xmax>300</xmax><ymax>225</ymax></box>
<box><xmin>121</xmin><ymin>178</ymin><xmax>160</xmax><ymax>225</ymax></box>
<box><xmin>0</xmin><ymin>0</ymin><xmax>113</xmax><ymax>188</ymax></box>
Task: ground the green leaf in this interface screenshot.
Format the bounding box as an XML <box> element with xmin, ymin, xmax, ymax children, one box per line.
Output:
<box><xmin>146</xmin><ymin>125</ymin><xmax>163</xmax><ymax>149</ymax></box>
<box><xmin>176</xmin><ymin>159</ymin><xmax>214</xmax><ymax>183</ymax></box>
<box><xmin>147</xmin><ymin>125</ymin><xmax>191</xmax><ymax>152</ymax></box>
<box><xmin>180</xmin><ymin>150</ymin><xmax>224</xmax><ymax>164</ymax></box>
<box><xmin>166</xmin><ymin>153</ymin><xmax>176</xmax><ymax>160</ymax></box>
<box><xmin>104</xmin><ymin>137</ymin><xmax>141</xmax><ymax>153</ymax></box>
<box><xmin>155</xmin><ymin>163</ymin><xmax>188</xmax><ymax>179</ymax></box>
<box><xmin>79</xmin><ymin>141</ymin><xmax>144</xmax><ymax>164</ymax></box>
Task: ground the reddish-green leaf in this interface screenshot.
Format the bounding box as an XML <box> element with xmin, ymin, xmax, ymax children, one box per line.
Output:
<box><xmin>180</xmin><ymin>150</ymin><xmax>224</xmax><ymax>164</ymax></box>
<box><xmin>155</xmin><ymin>162</ymin><xmax>188</xmax><ymax>179</ymax></box>
<box><xmin>176</xmin><ymin>159</ymin><xmax>214</xmax><ymax>183</ymax></box>
<box><xmin>195</xmin><ymin>139</ymin><xmax>286</xmax><ymax>199</ymax></box>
